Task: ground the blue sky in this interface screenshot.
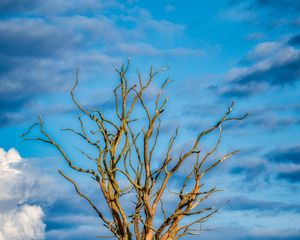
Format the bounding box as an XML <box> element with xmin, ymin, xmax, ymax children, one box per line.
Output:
<box><xmin>0</xmin><ymin>0</ymin><xmax>299</xmax><ymax>239</ymax></box>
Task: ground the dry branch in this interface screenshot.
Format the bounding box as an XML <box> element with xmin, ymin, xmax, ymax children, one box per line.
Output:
<box><xmin>23</xmin><ymin>60</ymin><xmax>247</xmax><ymax>240</ymax></box>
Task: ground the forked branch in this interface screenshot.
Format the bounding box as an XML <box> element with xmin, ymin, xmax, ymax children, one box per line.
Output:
<box><xmin>23</xmin><ymin>60</ymin><xmax>247</xmax><ymax>240</ymax></box>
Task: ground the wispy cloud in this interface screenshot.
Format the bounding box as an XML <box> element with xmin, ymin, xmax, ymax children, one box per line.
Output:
<box><xmin>265</xmin><ymin>145</ymin><xmax>300</xmax><ymax>164</ymax></box>
<box><xmin>226</xmin><ymin>0</ymin><xmax>300</xmax><ymax>30</ymax></box>
<box><xmin>218</xmin><ymin>37</ymin><xmax>300</xmax><ymax>97</ymax></box>
<box><xmin>226</xmin><ymin>196</ymin><xmax>300</xmax><ymax>214</ymax></box>
<box><xmin>0</xmin><ymin>1</ymin><xmax>212</xmax><ymax>126</ymax></box>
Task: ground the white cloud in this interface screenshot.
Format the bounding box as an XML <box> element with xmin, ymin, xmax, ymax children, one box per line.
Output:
<box><xmin>0</xmin><ymin>148</ymin><xmax>51</xmax><ymax>240</ymax></box>
<box><xmin>165</xmin><ymin>4</ymin><xmax>176</xmax><ymax>13</ymax></box>
<box><xmin>47</xmin><ymin>224</ymin><xmax>106</xmax><ymax>240</ymax></box>
<box><xmin>246</xmin><ymin>41</ymin><xmax>299</xmax><ymax>63</ymax></box>
<box><xmin>0</xmin><ymin>205</ymin><xmax>45</xmax><ymax>240</ymax></box>
<box><xmin>226</xmin><ymin>43</ymin><xmax>299</xmax><ymax>82</ymax></box>
<box><xmin>246</xmin><ymin>42</ymin><xmax>280</xmax><ymax>61</ymax></box>
<box><xmin>0</xmin><ymin>148</ymin><xmax>21</xmax><ymax>173</ymax></box>
<box><xmin>113</xmin><ymin>42</ymin><xmax>208</xmax><ymax>58</ymax></box>
<box><xmin>224</xmin><ymin>40</ymin><xmax>300</xmax><ymax>87</ymax></box>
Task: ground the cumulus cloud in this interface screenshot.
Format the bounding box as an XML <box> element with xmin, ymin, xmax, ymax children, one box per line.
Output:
<box><xmin>0</xmin><ymin>148</ymin><xmax>56</xmax><ymax>240</ymax></box>
<box><xmin>0</xmin><ymin>205</ymin><xmax>45</xmax><ymax>240</ymax></box>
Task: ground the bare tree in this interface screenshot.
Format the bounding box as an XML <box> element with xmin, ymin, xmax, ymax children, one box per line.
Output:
<box><xmin>22</xmin><ymin>60</ymin><xmax>247</xmax><ymax>240</ymax></box>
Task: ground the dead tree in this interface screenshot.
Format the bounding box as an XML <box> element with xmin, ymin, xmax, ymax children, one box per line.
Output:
<box><xmin>23</xmin><ymin>60</ymin><xmax>247</xmax><ymax>240</ymax></box>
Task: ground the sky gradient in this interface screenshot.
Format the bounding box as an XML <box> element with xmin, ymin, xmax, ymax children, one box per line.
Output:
<box><xmin>0</xmin><ymin>0</ymin><xmax>300</xmax><ymax>239</ymax></box>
